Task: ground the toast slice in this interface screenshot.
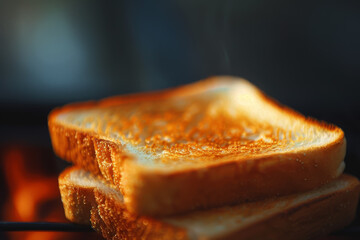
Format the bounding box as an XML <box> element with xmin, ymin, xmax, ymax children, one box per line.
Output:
<box><xmin>59</xmin><ymin>167</ymin><xmax>360</xmax><ymax>240</ymax></box>
<box><xmin>49</xmin><ymin>76</ymin><xmax>346</xmax><ymax>216</ymax></box>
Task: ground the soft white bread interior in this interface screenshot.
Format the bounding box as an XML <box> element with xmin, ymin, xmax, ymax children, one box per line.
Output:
<box><xmin>59</xmin><ymin>167</ymin><xmax>360</xmax><ymax>240</ymax></box>
<box><xmin>50</xmin><ymin>76</ymin><xmax>346</xmax><ymax>216</ymax></box>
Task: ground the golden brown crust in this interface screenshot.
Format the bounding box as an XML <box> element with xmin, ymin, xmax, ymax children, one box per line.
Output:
<box><xmin>59</xmin><ymin>167</ymin><xmax>189</xmax><ymax>240</ymax></box>
<box><xmin>89</xmin><ymin>190</ymin><xmax>188</xmax><ymax>240</ymax></box>
<box><xmin>59</xmin><ymin>168</ymin><xmax>360</xmax><ymax>240</ymax></box>
<box><xmin>58</xmin><ymin>167</ymin><xmax>95</xmax><ymax>224</ymax></box>
<box><xmin>49</xmin><ymin>76</ymin><xmax>346</xmax><ymax>216</ymax></box>
<box><xmin>49</xmin><ymin>124</ymin><xmax>101</xmax><ymax>176</ymax></box>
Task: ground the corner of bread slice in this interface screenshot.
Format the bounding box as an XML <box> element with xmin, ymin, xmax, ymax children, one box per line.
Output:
<box><xmin>58</xmin><ymin>167</ymin><xmax>99</xmax><ymax>224</ymax></box>
<box><xmin>59</xmin><ymin>166</ymin><xmax>189</xmax><ymax>240</ymax></box>
<box><xmin>227</xmin><ymin>77</ymin><xmax>347</xmax><ymax>182</ymax></box>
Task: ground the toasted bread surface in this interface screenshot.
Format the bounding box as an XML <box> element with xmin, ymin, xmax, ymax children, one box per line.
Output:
<box><xmin>49</xmin><ymin>76</ymin><xmax>346</xmax><ymax>216</ymax></box>
<box><xmin>59</xmin><ymin>167</ymin><xmax>360</xmax><ymax>240</ymax></box>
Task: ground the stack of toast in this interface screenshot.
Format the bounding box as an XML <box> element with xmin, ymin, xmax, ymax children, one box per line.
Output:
<box><xmin>48</xmin><ymin>76</ymin><xmax>360</xmax><ymax>239</ymax></box>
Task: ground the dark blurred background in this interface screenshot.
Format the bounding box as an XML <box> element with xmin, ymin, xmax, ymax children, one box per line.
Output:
<box><xmin>0</xmin><ymin>0</ymin><xmax>359</xmax><ymax>239</ymax></box>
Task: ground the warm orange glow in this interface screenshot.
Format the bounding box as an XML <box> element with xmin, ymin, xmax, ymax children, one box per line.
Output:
<box><xmin>3</xmin><ymin>148</ymin><xmax>58</xmax><ymax>222</ymax></box>
<box><xmin>1</xmin><ymin>145</ymin><xmax>97</xmax><ymax>240</ymax></box>
<box><xmin>13</xmin><ymin>180</ymin><xmax>59</xmax><ymax>221</ymax></box>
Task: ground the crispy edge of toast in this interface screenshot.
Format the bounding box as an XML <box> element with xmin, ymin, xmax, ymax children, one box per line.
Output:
<box><xmin>59</xmin><ymin>167</ymin><xmax>360</xmax><ymax>240</ymax></box>
<box><xmin>49</xmin><ymin>76</ymin><xmax>346</xmax><ymax>216</ymax></box>
<box><xmin>58</xmin><ymin>167</ymin><xmax>189</xmax><ymax>240</ymax></box>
